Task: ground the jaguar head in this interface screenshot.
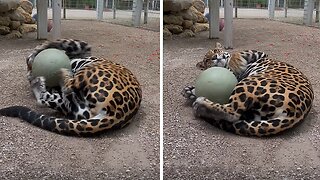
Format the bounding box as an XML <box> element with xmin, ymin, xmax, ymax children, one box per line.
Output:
<box><xmin>196</xmin><ymin>42</ymin><xmax>231</xmax><ymax>70</ymax></box>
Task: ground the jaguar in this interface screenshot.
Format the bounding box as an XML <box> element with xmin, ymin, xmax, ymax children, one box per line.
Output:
<box><xmin>183</xmin><ymin>42</ymin><xmax>313</xmax><ymax>136</ymax></box>
<box><xmin>0</xmin><ymin>39</ymin><xmax>142</xmax><ymax>136</ymax></box>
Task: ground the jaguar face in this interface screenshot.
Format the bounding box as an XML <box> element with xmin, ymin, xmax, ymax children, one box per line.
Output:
<box><xmin>196</xmin><ymin>47</ymin><xmax>231</xmax><ymax>70</ymax></box>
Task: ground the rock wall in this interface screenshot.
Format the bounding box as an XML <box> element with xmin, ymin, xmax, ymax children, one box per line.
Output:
<box><xmin>0</xmin><ymin>0</ymin><xmax>36</xmax><ymax>39</ymax></box>
<box><xmin>164</xmin><ymin>0</ymin><xmax>209</xmax><ymax>39</ymax></box>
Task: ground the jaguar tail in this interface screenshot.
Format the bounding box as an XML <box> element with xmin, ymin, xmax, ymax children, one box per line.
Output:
<box><xmin>0</xmin><ymin>106</ymin><xmax>130</xmax><ymax>136</ymax></box>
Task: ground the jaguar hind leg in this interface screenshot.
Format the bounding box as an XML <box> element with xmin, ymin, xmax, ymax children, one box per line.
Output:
<box><xmin>193</xmin><ymin>97</ymin><xmax>241</xmax><ymax>122</ymax></box>
<box><xmin>59</xmin><ymin>68</ymin><xmax>74</xmax><ymax>94</ymax></box>
<box><xmin>192</xmin><ymin>97</ymin><xmax>302</xmax><ymax>136</ymax></box>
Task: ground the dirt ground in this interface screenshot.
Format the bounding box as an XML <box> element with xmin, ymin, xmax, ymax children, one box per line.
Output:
<box><xmin>0</xmin><ymin>20</ymin><xmax>160</xmax><ymax>179</ymax></box>
<box><xmin>164</xmin><ymin>19</ymin><xmax>320</xmax><ymax>179</ymax></box>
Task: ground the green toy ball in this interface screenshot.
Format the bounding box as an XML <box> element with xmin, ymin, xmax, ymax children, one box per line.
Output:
<box><xmin>31</xmin><ymin>48</ymin><xmax>71</xmax><ymax>87</ymax></box>
<box><xmin>195</xmin><ymin>67</ymin><xmax>238</xmax><ymax>104</ymax></box>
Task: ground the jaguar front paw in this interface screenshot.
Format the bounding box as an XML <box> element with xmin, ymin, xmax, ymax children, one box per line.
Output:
<box><xmin>31</xmin><ymin>76</ymin><xmax>47</xmax><ymax>104</ymax></box>
<box><xmin>31</xmin><ymin>76</ymin><xmax>47</xmax><ymax>92</ymax></box>
<box><xmin>182</xmin><ymin>85</ymin><xmax>197</xmax><ymax>101</ymax></box>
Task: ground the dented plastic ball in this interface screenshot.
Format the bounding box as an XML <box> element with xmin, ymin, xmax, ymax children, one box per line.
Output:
<box><xmin>195</xmin><ymin>67</ymin><xmax>238</xmax><ymax>104</ymax></box>
<box><xmin>31</xmin><ymin>48</ymin><xmax>70</xmax><ymax>87</ymax></box>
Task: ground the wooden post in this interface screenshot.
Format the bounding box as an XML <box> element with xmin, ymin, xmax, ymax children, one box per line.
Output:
<box><xmin>37</xmin><ymin>0</ymin><xmax>48</xmax><ymax>39</ymax></box>
<box><xmin>303</xmin><ymin>0</ymin><xmax>315</xmax><ymax>26</ymax></box>
<box><xmin>224</xmin><ymin>0</ymin><xmax>233</xmax><ymax>49</ymax></box>
<box><xmin>268</xmin><ymin>0</ymin><xmax>276</xmax><ymax>19</ymax></box>
<box><xmin>208</xmin><ymin>0</ymin><xmax>220</xmax><ymax>39</ymax></box>
<box><xmin>96</xmin><ymin>0</ymin><xmax>104</xmax><ymax>21</ymax></box>
<box><xmin>144</xmin><ymin>0</ymin><xmax>149</xmax><ymax>24</ymax></box>
<box><xmin>52</xmin><ymin>0</ymin><xmax>62</xmax><ymax>40</ymax></box>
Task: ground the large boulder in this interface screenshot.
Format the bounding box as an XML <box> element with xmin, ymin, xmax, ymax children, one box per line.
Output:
<box><xmin>0</xmin><ymin>25</ymin><xmax>10</xmax><ymax>34</ymax></box>
<box><xmin>179</xmin><ymin>29</ymin><xmax>195</xmax><ymax>38</ymax></box>
<box><xmin>163</xmin><ymin>14</ymin><xmax>184</xmax><ymax>25</ymax></box>
<box><xmin>20</xmin><ymin>0</ymin><xmax>33</xmax><ymax>14</ymax></box>
<box><xmin>163</xmin><ymin>27</ymin><xmax>172</xmax><ymax>40</ymax></box>
<box><xmin>5</xmin><ymin>29</ymin><xmax>22</xmax><ymax>38</ymax></box>
<box><xmin>163</xmin><ymin>0</ymin><xmax>210</xmax><ymax>38</ymax></box>
<box><xmin>165</xmin><ymin>24</ymin><xmax>183</xmax><ymax>34</ymax></box>
<box><xmin>19</xmin><ymin>6</ymin><xmax>33</xmax><ymax>23</ymax></box>
<box><xmin>7</xmin><ymin>7</ymin><xmax>33</xmax><ymax>23</ymax></box>
<box><xmin>10</xmin><ymin>20</ymin><xmax>20</xmax><ymax>30</ymax></box>
<box><xmin>192</xmin><ymin>0</ymin><xmax>206</xmax><ymax>13</ymax></box>
<box><xmin>18</xmin><ymin>23</ymin><xmax>36</xmax><ymax>33</ymax></box>
<box><xmin>164</xmin><ymin>0</ymin><xmax>193</xmax><ymax>12</ymax></box>
<box><xmin>191</xmin><ymin>23</ymin><xmax>209</xmax><ymax>33</ymax></box>
<box><xmin>0</xmin><ymin>0</ymin><xmax>19</xmax><ymax>12</ymax></box>
<box><xmin>182</xmin><ymin>20</ymin><xmax>193</xmax><ymax>29</ymax></box>
<box><xmin>7</xmin><ymin>7</ymin><xmax>25</xmax><ymax>22</ymax></box>
<box><xmin>0</xmin><ymin>16</ymin><xmax>10</xmax><ymax>26</ymax></box>
<box><xmin>195</xmin><ymin>10</ymin><xmax>207</xmax><ymax>23</ymax></box>
<box><xmin>179</xmin><ymin>6</ymin><xmax>199</xmax><ymax>21</ymax></box>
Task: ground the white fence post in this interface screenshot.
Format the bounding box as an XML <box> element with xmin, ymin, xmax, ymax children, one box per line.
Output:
<box><xmin>37</xmin><ymin>0</ymin><xmax>48</xmax><ymax>39</ymax></box>
<box><xmin>268</xmin><ymin>0</ymin><xmax>276</xmax><ymax>19</ymax></box>
<box><xmin>316</xmin><ymin>0</ymin><xmax>320</xmax><ymax>23</ymax></box>
<box><xmin>224</xmin><ymin>0</ymin><xmax>233</xmax><ymax>49</ymax></box>
<box><xmin>112</xmin><ymin>0</ymin><xmax>116</xmax><ymax>19</ymax></box>
<box><xmin>132</xmin><ymin>0</ymin><xmax>143</xmax><ymax>27</ymax></box>
<box><xmin>284</xmin><ymin>0</ymin><xmax>288</xmax><ymax>18</ymax></box>
<box><xmin>52</xmin><ymin>0</ymin><xmax>62</xmax><ymax>40</ymax></box>
<box><xmin>208</xmin><ymin>0</ymin><xmax>220</xmax><ymax>39</ymax></box>
<box><xmin>96</xmin><ymin>0</ymin><xmax>104</xmax><ymax>21</ymax></box>
<box><xmin>303</xmin><ymin>0</ymin><xmax>315</xmax><ymax>26</ymax></box>
<box><xmin>144</xmin><ymin>0</ymin><xmax>149</xmax><ymax>24</ymax></box>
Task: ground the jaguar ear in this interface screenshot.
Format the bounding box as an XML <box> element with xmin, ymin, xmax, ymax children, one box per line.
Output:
<box><xmin>215</xmin><ymin>42</ymin><xmax>223</xmax><ymax>49</ymax></box>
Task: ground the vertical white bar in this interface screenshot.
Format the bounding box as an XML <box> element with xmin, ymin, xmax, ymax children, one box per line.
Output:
<box><xmin>63</xmin><ymin>0</ymin><xmax>66</xmax><ymax>19</ymax></box>
<box><xmin>52</xmin><ymin>0</ymin><xmax>62</xmax><ymax>40</ymax></box>
<box><xmin>159</xmin><ymin>0</ymin><xmax>163</xmax><ymax>178</ymax></box>
<box><xmin>132</xmin><ymin>0</ymin><xmax>143</xmax><ymax>27</ymax></box>
<box><xmin>37</xmin><ymin>0</ymin><xmax>48</xmax><ymax>39</ymax></box>
<box><xmin>144</xmin><ymin>0</ymin><xmax>149</xmax><ymax>24</ymax></box>
<box><xmin>303</xmin><ymin>0</ymin><xmax>315</xmax><ymax>26</ymax></box>
<box><xmin>284</xmin><ymin>0</ymin><xmax>288</xmax><ymax>18</ymax></box>
<box><xmin>209</xmin><ymin>0</ymin><xmax>220</xmax><ymax>39</ymax></box>
<box><xmin>316</xmin><ymin>0</ymin><xmax>320</xmax><ymax>23</ymax></box>
<box><xmin>97</xmin><ymin>0</ymin><xmax>104</xmax><ymax>21</ymax></box>
<box><xmin>112</xmin><ymin>0</ymin><xmax>116</xmax><ymax>19</ymax></box>
<box><xmin>268</xmin><ymin>0</ymin><xmax>276</xmax><ymax>19</ymax></box>
<box><xmin>224</xmin><ymin>0</ymin><xmax>233</xmax><ymax>49</ymax></box>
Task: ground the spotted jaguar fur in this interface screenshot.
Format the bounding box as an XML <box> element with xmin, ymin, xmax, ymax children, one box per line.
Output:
<box><xmin>0</xmin><ymin>39</ymin><xmax>142</xmax><ymax>136</ymax></box>
<box><xmin>183</xmin><ymin>42</ymin><xmax>313</xmax><ymax>136</ymax></box>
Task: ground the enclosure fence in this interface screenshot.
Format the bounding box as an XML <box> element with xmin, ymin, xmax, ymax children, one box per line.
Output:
<box><xmin>204</xmin><ymin>0</ymin><xmax>320</xmax><ymax>28</ymax></box>
<box><xmin>31</xmin><ymin>0</ymin><xmax>160</xmax><ymax>31</ymax></box>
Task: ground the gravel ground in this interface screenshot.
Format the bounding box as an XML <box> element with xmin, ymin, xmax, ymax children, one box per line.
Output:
<box><xmin>0</xmin><ymin>20</ymin><xmax>160</xmax><ymax>179</ymax></box>
<box><xmin>164</xmin><ymin>19</ymin><xmax>320</xmax><ymax>179</ymax></box>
